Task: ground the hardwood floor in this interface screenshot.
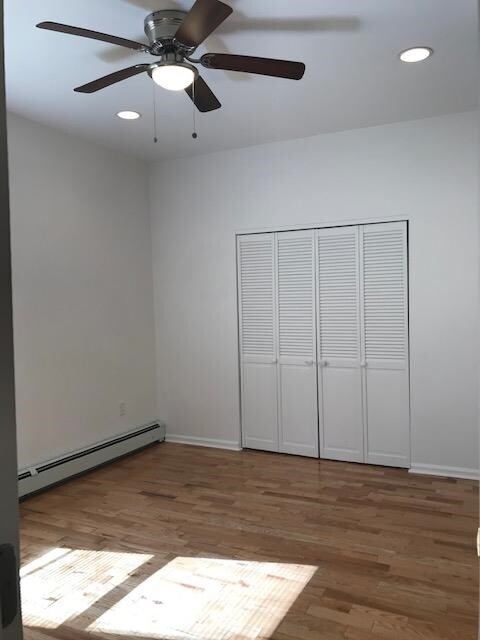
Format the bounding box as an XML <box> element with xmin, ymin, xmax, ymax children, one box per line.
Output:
<box><xmin>20</xmin><ymin>443</ymin><xmax>479</xmax><ymax>640</ymax></box>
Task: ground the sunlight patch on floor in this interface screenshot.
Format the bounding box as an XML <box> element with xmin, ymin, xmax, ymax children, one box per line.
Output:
<box><xmin>88</xmin><ymin>556</ymin><xmax>317</xmax><ymax>640</ymax></box>
<box><xmin>22</xmin><ymin>549</ymin><xmax>316</xmax><ymax>640</ymax></box>
<box><xmin>20</xmin><ymin>547</ymin><xmax>72</xmax><ymax>579</ymax></box>
<box><xmin>21</xmin><ymin>547</ymin><xmax>153</xmax><ymax>629</ymax></box>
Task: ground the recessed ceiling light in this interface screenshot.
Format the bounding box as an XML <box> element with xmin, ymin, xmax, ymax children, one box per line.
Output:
<box><xmin>116</xmin><ymin>110</ymin><xmax>141</xmax><ymax>120</ymax></box>
<box><xmin>399</xmin><ymin>47</ymin><xmax>433</xmax><ymax>63</ymax></box>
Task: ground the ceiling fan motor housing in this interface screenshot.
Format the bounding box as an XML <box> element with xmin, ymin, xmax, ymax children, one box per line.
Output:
<box><xmin>144</xmin><ymin>10</ymin><xmax>188</xmax><ymax>55</ymax></box>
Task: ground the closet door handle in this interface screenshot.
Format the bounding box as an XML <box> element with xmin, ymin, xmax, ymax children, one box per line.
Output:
<box><xmin>319</xmin><ymin>360</ymin><xmax>329</xmax><ymax>367</ymax></box>
<box><xmin>360</xmin><ymin>362</ymin><xmax>368</xmax><ymax>368</ymax></box>
<box><xmin>271</xmin><ymin>359</ymin><xmax>278</xmax><ymax>364</ymax></box>
<box><xmin>305</xmin><ymin>360</ymin><xmax>315</xmax><ymax>366</ymax></box>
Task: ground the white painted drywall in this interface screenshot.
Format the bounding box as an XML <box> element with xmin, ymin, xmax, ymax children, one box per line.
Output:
<box><xmin>8</xmin><ymin>113</ymin><xmax>157</xmax><ymax>469</ymax></box>
<box><xmin>149</xmin><ymin>110</ymin><xmax>479</xmax><ymax>473</ymax></box>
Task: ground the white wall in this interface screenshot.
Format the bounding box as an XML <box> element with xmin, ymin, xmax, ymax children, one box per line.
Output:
<box><xmin>8</xmin><ymin>113</ymin><xmax>157</xmax><ymax>469</ymax></box>
<box><xmin>8</xmin><ymin>110</ymin><xmax>478</xmax><ymax>475</ymax></box>
<box><xmin>150</xmin><ymin>110</ymin><xmax>479</xmax><ymax>475</ymax></box>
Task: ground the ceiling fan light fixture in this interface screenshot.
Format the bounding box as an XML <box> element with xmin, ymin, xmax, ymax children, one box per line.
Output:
<box><xmin>151</xmin><ymin>62</ymin><xmax>196</xmax><ymax>91</ymax></box>
<box><xmin>38</xmin><ymin>2</ymin><xmax>306</xmax><ymax>113</ymax></box>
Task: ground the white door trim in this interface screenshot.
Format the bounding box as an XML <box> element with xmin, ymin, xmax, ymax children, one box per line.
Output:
<box><xmin>235</xmin><ymin>215</ymin><xmax>410</xmax><ymax>237</ymax></box>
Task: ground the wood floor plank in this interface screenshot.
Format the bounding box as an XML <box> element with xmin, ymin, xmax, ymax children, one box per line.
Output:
<box><xmin>20</xmin><ymin>443</ymin><xmax>479</xmax><ymax>640</ymax></box>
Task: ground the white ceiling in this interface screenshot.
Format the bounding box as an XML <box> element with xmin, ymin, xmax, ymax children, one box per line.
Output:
<box><xmin>5</xmin><ymin>0</ymin><xmax>479</xmax><ymax>161</ymax></box>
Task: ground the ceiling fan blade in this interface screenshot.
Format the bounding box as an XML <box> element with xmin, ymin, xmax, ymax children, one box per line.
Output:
<box><xmin>185</xmin><ymin>75</ymin><xmax>221</xmax><ymax>112</ymax></box>
<box><xmin>37</xmin><ymin>21</ymin><xmax>149</xmax><ymax>52</ymax></box>
<box><xmin>174</xmin><ymin>0</ymin><xmax>233</xmax><ymax>50</ymax></box>
<box><xmin>201</xmin><ymin>53</ymin><xmax>306</xmax><ymax>80</ymax></box>
<box><xmin>74</xmin><ymin>64</ymin><xmax>150</xmax><ymax>93</ymax></box>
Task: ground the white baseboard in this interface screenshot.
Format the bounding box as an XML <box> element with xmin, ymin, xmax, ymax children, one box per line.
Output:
<box><xmin>409</xmin><ymin>464</ymin><xmax>479</xmax><ymax>481</ymax></box>
<box><xmin>165</xmin><ymin>434</ymin><xmax>242</xmax><ymax>451</ymax></box>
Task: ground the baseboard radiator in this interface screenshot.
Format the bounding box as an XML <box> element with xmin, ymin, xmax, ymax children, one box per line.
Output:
<box><xmin>18</xmin><ymin>422</ymin><xmax>166</xmax><ymax>499</ymax></box>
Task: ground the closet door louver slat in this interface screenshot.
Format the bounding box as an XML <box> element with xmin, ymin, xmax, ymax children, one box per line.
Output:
<box><xmin>278</xmin><ymin>234</ymin><xmax>315</xmax><ymax>359</ymax></box>
<box><xmin>363</xmin><ymin>227</ymin><xmax>407</xmax><ymax>366</ymax></box>
<box><xmin>276</xmin><ymin>231</ymin><xmax>318</xmax><ymax>457</ymax></box>
<box><xmin>238</xmin><ymin>234</ymin><xmax>279</xmax><ymax>452</ymax></box>
<box><xmin>318</xmin><ymin>234</ymin><xmax>359</xmax><ymax>362</ymax></box>
<box><xmin>239</xmin><ymin>239</ymin><xmax>275</xmax><ymax>358</ymax></box>
<box><xmin>316</xmin><ymin>227</ymin><xmax>364</xmax><ymax>463</ymax></box>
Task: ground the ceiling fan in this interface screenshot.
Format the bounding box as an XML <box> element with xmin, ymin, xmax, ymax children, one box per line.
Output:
<box><xmin>37</xmin><ymin>0</ymin><xmax>306</xmax><ymax>113</ymax></box>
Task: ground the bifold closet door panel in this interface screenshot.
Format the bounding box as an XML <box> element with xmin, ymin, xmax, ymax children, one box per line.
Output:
<box><xmin>238</xmin><ymin>234</ymin><xmax>278</xmax><ymax>452</ymax></box>
<box><xmin>277</xmin><ymin>231</ymin><xmax>318</xmax><ymax>457</ymax></box>
<box><xmin>317</xmin><ymin>226</ymin><xmax>364</xmax><ymax>463</ymax></box>
<box><xmin>361</xmin><ymin>222</ymin><xmax>410</xmax><ymax>467</ymax></box>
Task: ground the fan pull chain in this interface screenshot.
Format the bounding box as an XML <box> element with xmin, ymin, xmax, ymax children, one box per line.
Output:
<box><xmin>153</xmin><ymin>81</ymin><xmax>158</xmax><ymax>144</ymax></box>
<box><xmin>192</xmin><ymin>79</ymin><xmax>197</xmax><ymax>140</ymax></box>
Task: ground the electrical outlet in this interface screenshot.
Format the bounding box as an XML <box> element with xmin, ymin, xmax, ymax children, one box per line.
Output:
<box><xmin>119</xmin><ymin>401</ymin><xmax>126</xmax><ymax>417</ymax></box>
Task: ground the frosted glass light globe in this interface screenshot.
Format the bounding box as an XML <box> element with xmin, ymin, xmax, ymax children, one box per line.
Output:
<box><xmin>152</xmin><ymin>64</ymin><xmax>195</xmax><ymax>91</ymax></box>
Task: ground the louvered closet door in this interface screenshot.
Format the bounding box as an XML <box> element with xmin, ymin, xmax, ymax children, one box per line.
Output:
<box><xmin>277</xmin><ymin>230</ymin><xmax>318</xmax><ymax>457</ymax></box>
<box><xmin>361</xmin><ymin>222</ymin><xmax>410</xmax><ymax>467</ymax></box>
<box><xmin>317</xmin><ymin>227</ymin><xmax>364</xmax><ymax>462</ymax></box>
<box><xmin>238</xmin><ymin>233</ymin><xmax>278</xmax><ymax>452</ymax></box>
